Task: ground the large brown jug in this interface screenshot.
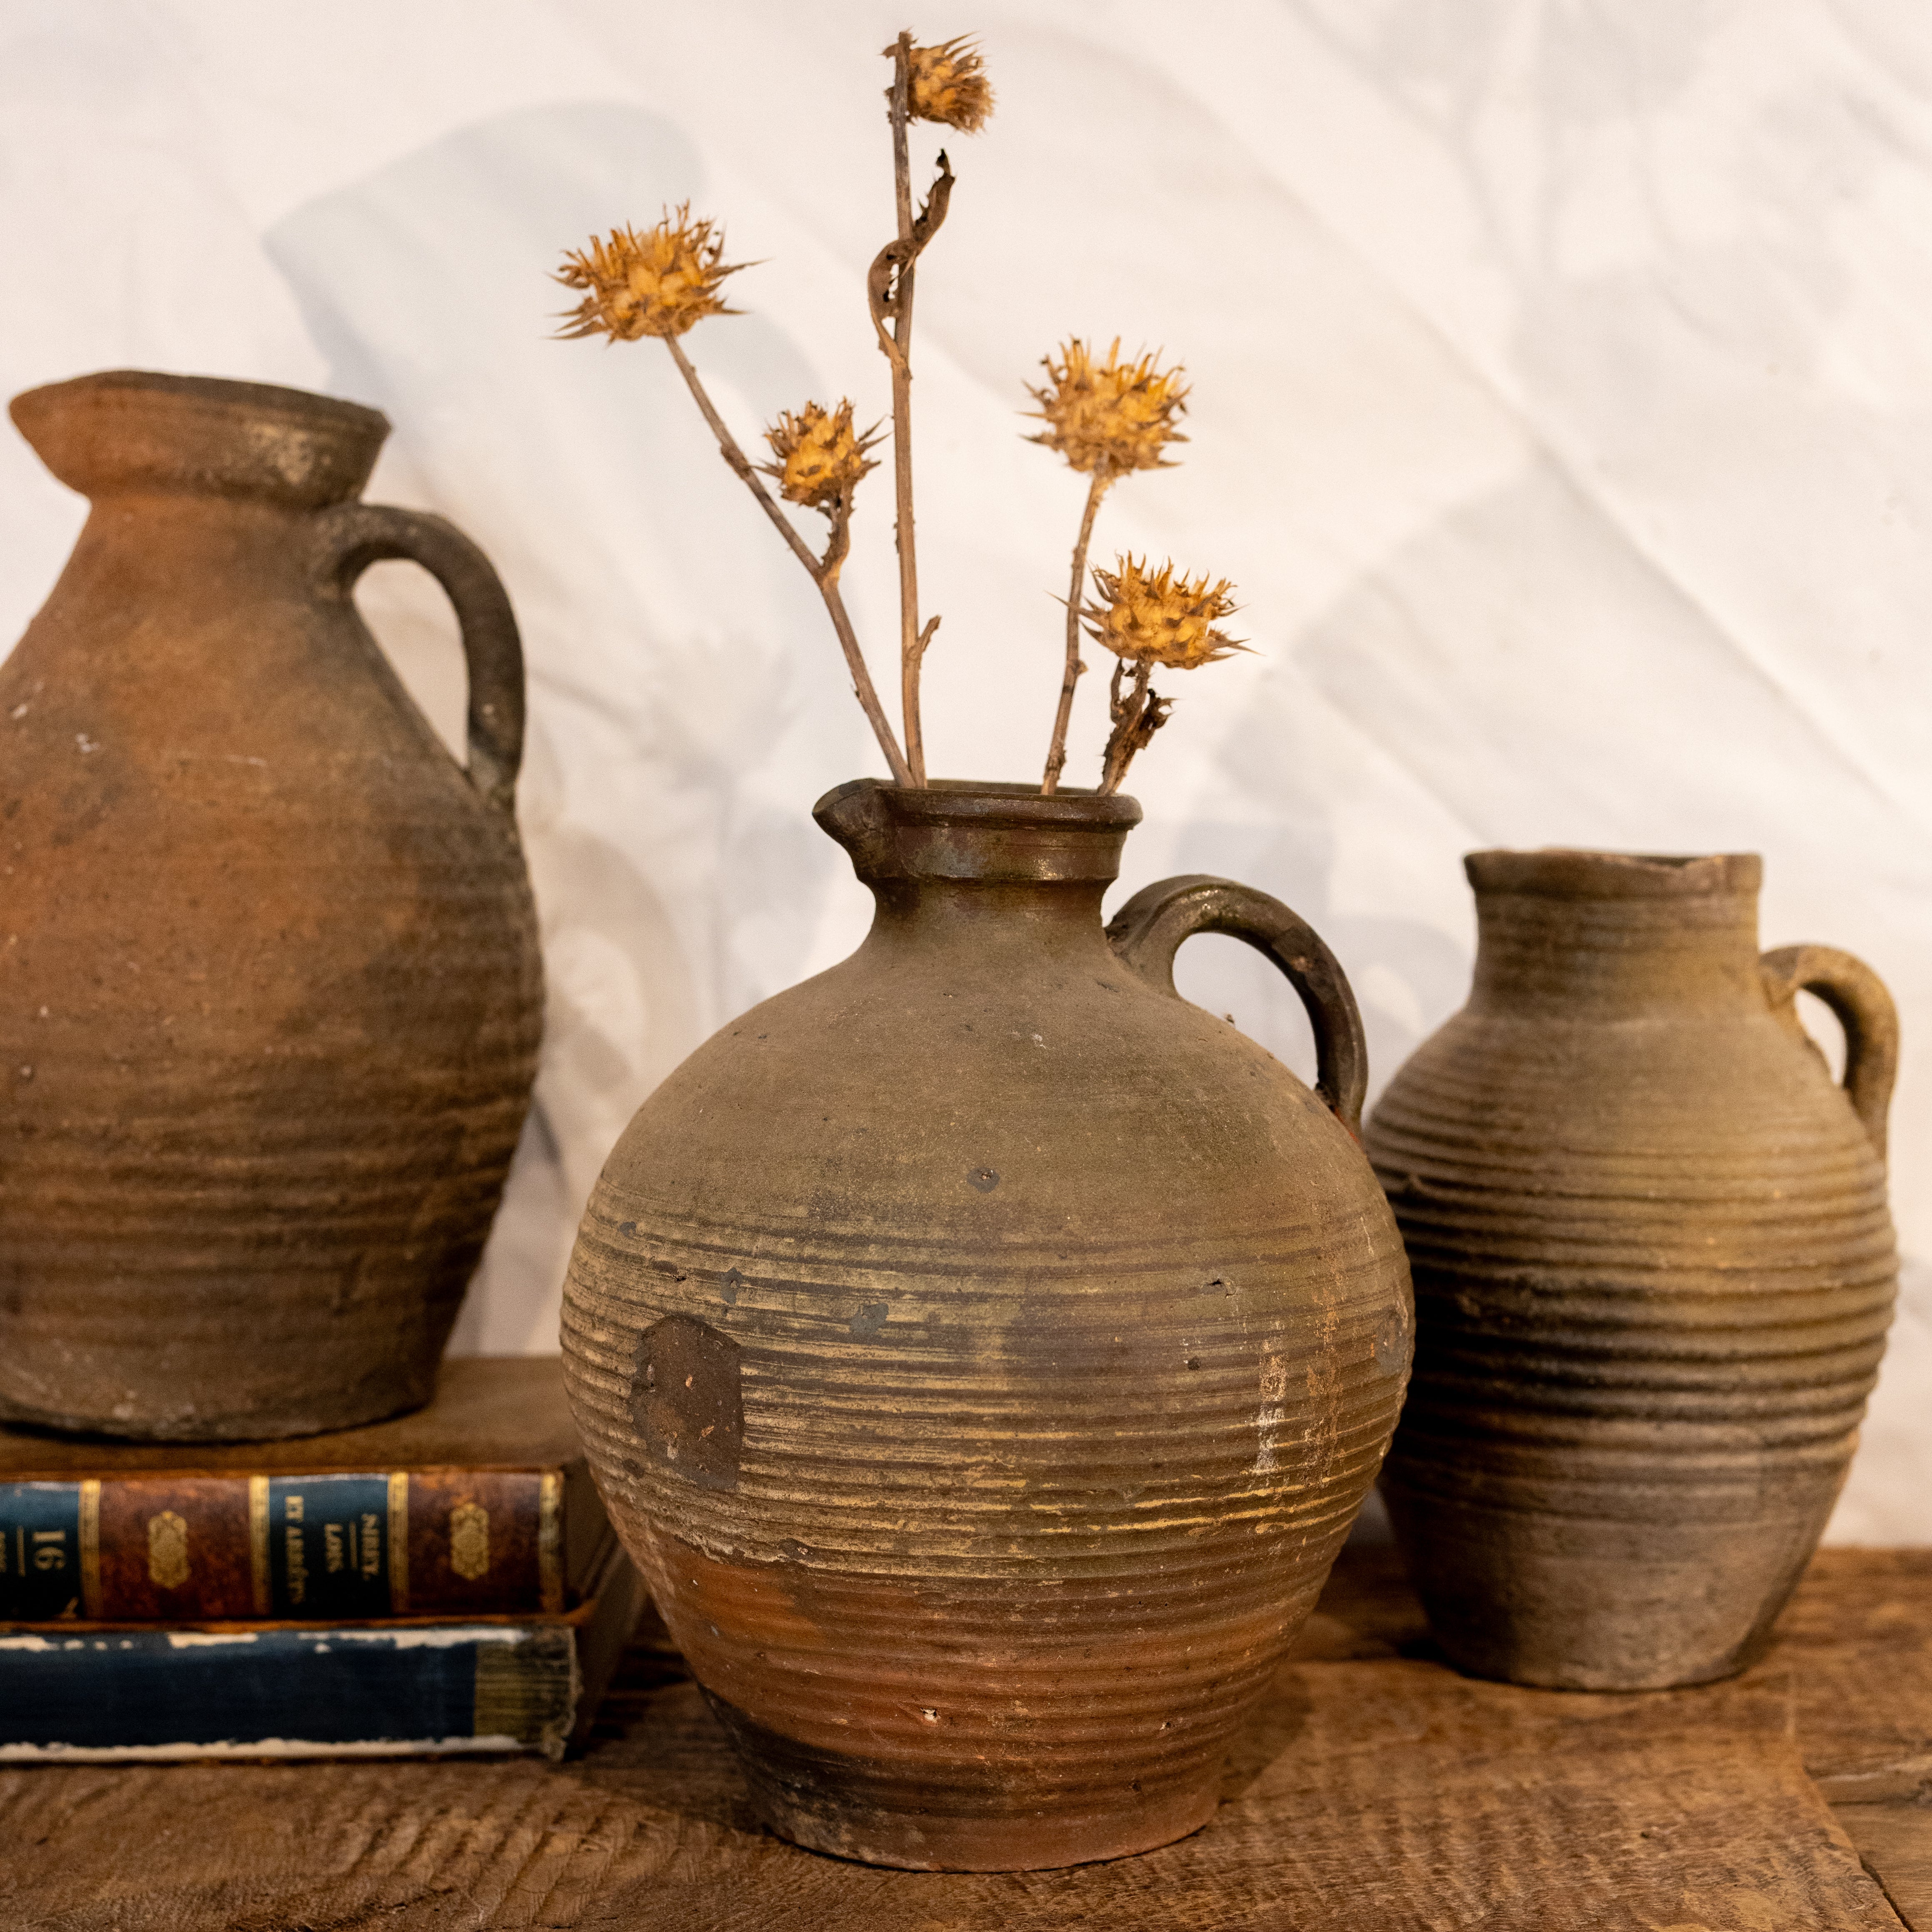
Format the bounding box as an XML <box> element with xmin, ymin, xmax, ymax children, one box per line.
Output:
<box><xmin>1365</xmin><ymin>849</ymin><xmax>1897</xmax><ymax>1690</ymax></box>
<box><xmin>563</xmin><ymin>780</ymin><xmax>1412</xmax><ymax>1871</ymax></box>
<box><xmin>1</xmin><ymin>370</ymin><xmax>543</xmax><ymax>1440</ymax></box>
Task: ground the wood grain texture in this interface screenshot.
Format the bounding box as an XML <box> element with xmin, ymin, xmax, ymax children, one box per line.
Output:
<box><xmin>1837</xmin><ymin>1807</ymin><xmax>1932</xmax><ymax>1932</ymax></box>
<box><xmin>0</xmin><ymin>1547</ymin><xmax>1910</xmax><ymax>1931</ymax></box>
<box><xmin>1762</xmin><ymin>1550</ymin><xmax>1932</xmax><ymax>1799</ymax></box>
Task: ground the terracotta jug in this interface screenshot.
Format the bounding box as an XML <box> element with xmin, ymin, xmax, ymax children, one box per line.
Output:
<box><xmin>563</xmin><ymin>780</ymin><xmax>1412</xmax><ymax>1871</ymax></box>
<box><xmin>1365</xmin><ymin>849</ymin><xmax>1897</xmax><ymax>1690</ymax></box>
<box><xmin>1</xmin><ymin>370</ymin><xmax>543</xmax><ymax>1440</ymax></box>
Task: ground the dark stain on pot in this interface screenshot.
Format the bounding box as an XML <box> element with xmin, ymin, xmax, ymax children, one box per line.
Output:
<box><xmin>966</xmin><ymin>1166</ymin><xmax>1000</xmax><ymax>1193</ymax></box>
<box><xmin>635</xmin><ymin>1314</ymin><xmax>743</xmax><ymax>1492</ymax></box>
<box><xmin>848</xmin><ymin>1301</ymin><xmax>889</xmax><ymax>1339</ymax></box>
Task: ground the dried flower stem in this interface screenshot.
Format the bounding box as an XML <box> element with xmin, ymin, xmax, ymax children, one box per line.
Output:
<box><xmin>1041</xmin><ymin>473</ymin><xmax>1109</xmax><ymax>794</ymax></box>
<box><xmin>1099</xmin><ymin>657</ymin><xmax>1171</xmax><ymax>796</ymax></box>
<box><xmin>887</xmin><ymin>31</ymin><xmax>926</xmax><ymax>785</ymax></box>
<box><xmin>663</xmin><ymin>335</ymin><xmax>913</xmax><ymax>786</ymax></box>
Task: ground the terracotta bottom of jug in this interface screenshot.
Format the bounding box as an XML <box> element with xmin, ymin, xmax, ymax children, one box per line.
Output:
<box><xmin>710</xmin><ymin>1692</ymin><xmax>1221</xmax><ymax>1870</ymax></box>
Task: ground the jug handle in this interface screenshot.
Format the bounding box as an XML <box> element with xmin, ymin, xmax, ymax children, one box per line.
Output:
<box><xmin>1759</xmin><ymin>945</ymin><xmax>1899</xmax><ymax>1165</ymax></box>
<box><xmin>1105</xmin><ymin>874</ymin><xmax>1369</xmax><ymax>1134</ymax></box>
<box><xmin>310</xmin><ymin>503</ymin><xmax>525</xmax><ymax>813</ymax></box>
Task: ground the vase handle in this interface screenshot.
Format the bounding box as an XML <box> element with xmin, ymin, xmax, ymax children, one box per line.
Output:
<box><xmin>310</xmin><ymin>502</ymin><xmax>526</xmax><ymax>813</ymax></box>
<box><xmin>1105</xmin><ymin>873</ymin><xmax>1369</xmax><ymax>1134</ymax></box>
<box><xmin>1760</xmin><ymin>945</ymin><xmax>1899</xmax><ymax>1164</ymax></box>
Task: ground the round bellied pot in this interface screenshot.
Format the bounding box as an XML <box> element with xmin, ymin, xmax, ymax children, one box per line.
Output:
<box><xmin>563</xmin><ymin>779</ymin><xmax>1412</xmax><ymax>1871</ymax></box>
<box><xmin>0</xmin><ymin>370</ymin><xmax>543</xmax><ymax>1440</ymax></box>
<box><xmin>1364</xmin><ymin>849</ymin><xmax>1897</xmax><ymax>1691</ymax></box>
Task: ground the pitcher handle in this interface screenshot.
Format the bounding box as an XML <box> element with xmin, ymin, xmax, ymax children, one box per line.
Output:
<box><xmin>1760</xmin><ymin>945</ymin><xmax>1899</xmax><ymax>1164</ymax></box>
<box><xmin>310</xmin><ymin>502</ymin><xmax>526</xmax><ymax>812</ymax></box>
<box><xmin>1105</xmin><ymin>873</ymin><xmax>1369</xmax><ymax>1134</ymax></box>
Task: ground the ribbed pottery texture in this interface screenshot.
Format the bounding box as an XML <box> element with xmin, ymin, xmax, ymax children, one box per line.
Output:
<box><xmin>563</xmin><ymin>780</ymin><xmax>1411</xmax><ymax>1871</ymax></box>
<box><xmin>0</xmin><ymin>371</ymin><xmax>542</xmax><ymax>1440</ymax></box>
<box><xmin>1364</xmin><ymin>850</ymin><xmax>1897</xmax><ymax>1690</ymax></box>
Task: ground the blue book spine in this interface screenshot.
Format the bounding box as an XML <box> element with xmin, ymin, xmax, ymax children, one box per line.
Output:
<box><xmin>0</xmin><ymin>1620</ymin><xmax>578</xmax><ymax>1761</ymax></box>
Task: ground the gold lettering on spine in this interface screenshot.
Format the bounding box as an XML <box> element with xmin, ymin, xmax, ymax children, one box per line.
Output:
<box><xmin>538</xmin><ymin>1471</ymin><xmax>563</xmax><ymax>1614</ymax></box>
<box><xmin>387</xmin><ymin>1472</ymin><xmax>409</xmax><ymax>1614</ymax></box>
<box><xmin>79</xmin><ymin>1480</ymin><xmax>100</xmax><ymax>1619</ymax></box>
<box><xmin>248</xmin><ymin>1476</ymin><xmax>270</xmax><ymax>1617</ymax></box>
<box><xmin>284</xmin><ymin>1522</ymin><xmax>308</xmax><ymax>1605</ymax></box>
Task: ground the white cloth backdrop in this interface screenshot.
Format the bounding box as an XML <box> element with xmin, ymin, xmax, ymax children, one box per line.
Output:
<box><xmin>3</xmin><ymin>0</ymin><xmax>1928</xmax><ymax>1541</ymax></box>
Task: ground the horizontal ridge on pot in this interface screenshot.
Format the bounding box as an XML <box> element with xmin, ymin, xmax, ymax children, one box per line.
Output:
<box><xmin>1366</xmin><ymin>846</ymin><xmax>1897</xmax><ymax>1690</ymax></box>
<box><xmin>0</xmin><ymin>370</ymin><xmax>543</xmax><ymax>1440</ymax></box>
<box><xmin>564</xmin><ymin>778</ymin><xmax>1411</xmax><ymax>1869</ymax></box>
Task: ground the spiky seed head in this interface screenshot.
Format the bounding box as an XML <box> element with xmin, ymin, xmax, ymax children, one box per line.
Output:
<box><xmin>1026</xmin><ymin>339</ymin><xmax>1189</xmax><ymax>480</ymax></box>
<box><xmin>1082</xmin><ymin>556</ymin><xmax>1247</xmax><ymax>669</ymax></box>
<box><xmin>760</xmin><ymin>400</ymin><xmax>882</xmax><ymax>512</ymax></box>
<box><xmin>891</xmin><ymin>35</ymin><xmax>994</xmax><ymax>131</ymax></box>
<box><xmin>555</xmin><ymin>205</ymin><xmax>744</xmax><ymax>341</ymax></box>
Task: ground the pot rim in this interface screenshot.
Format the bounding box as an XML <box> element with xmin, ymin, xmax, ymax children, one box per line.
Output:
<box><xmin>11</xmin><ymin>368</ymin><xmax>388</xmax><ymax>435</ymax></box>
<box><xmin>1465</xmin><ymin>848</ymin><xmax>1762</xmax><ymax>900</ymax></box>
<box><xmin>9</xmin><ymin>368</ymin><xmax>390</xmax><ymax>508</ymax></box>
<box><xmin>816</xmin><ymin>776</ymin><xmax>1143</xmax><ymax>828</ymax></box>
<box><xmin>814</xmin><ymin>777</ymin><xmax>1142</xmax><ymax>885</ymax></box>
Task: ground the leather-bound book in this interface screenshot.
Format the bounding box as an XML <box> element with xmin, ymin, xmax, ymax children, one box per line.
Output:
<box><xmin>0</xmin><ymin>1358</ymin><xmax>611</xmax><ymax>1623</ymax></box>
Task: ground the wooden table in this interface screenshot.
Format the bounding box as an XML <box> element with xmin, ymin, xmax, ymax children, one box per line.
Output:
<box><xmin>5</xmin><ymin>1544</ymin><xmax>1928</xmax><ymax>1930</ymax></box>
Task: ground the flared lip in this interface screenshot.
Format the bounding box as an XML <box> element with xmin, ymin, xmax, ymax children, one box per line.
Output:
<box><xmin>815</xmin><ymin>778</ymin><xmax>1141</xmax><ymax>884</ymax></box>
<box><xmin>1466</xmin><ymin>848</ymin><xmax>1761</xmax><ymax>899</ymax></box>
<box><xmin>817</xmin><ymin>776</ymin><xmax>1143</xmax><ymax>828</ymax></box>
<box><xmin>12</xmin><ymin>368</ymin><xmax>388</xmax><ymax>435</ymax></box>
<box><xmin>10</xmin><ymin>368</ymin><xmax>390</xmax><ymax>506</ymax></box>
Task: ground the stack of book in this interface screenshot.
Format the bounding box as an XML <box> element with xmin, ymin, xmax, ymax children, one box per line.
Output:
<box><xmin>0</xmin><ymin>1357</ymin><xmax>646</xmax><ymax>1762</ymax></box>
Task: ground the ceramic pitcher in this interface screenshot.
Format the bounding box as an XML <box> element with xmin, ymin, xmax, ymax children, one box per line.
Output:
<box><xmin>0</xmin><ymin>370</ymin><xmax>543</xmax><ymax>1440</ymax></box>
<box><xmin>563</xmin><ymin>779</ymin><xmax>1412</xmax><ymax>1870</ymax></box>
<box><xmin>1365</xmin><ymin>849</ymin><xmax>1896</xmax><ymax>1689</ymax></box>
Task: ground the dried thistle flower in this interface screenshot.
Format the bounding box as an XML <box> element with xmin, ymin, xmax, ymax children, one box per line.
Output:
<box><xmin>896</xmin><ymin>35</ymin><xmax>994</xmax><ymax>132</ymax></box>
<box><xmin>1027</xmin><ymin>339</ymin><xmax>1188</xmax><ymax>480</ymax></box>
<box><xmin>1082</xmin><ymin>556</ymin><xmax>1246</xmax><ymax>670</ymax></box>
<box><xmin>556</xmin><ymin>205</ymin><xmax>744</xmax><ymax>341</ymax></box>
<box><xmin>760</xmin><ymin>400</ymin><xmax>882</xmax><ymax>513</ymax></box>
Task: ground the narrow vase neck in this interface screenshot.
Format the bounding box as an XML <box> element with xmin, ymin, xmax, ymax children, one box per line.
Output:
<box><xmin>816</xmin><ymin>778</ymin><xmax>1140</xmax><ymax>971</ymax></box>
<box><xmin>1466</xmin><ymin>850</ymin><xmax>1767</xmax><ymax>1021</ymax></box>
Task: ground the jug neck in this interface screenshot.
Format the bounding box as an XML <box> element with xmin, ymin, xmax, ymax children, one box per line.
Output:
<box><xmin>815</xmin><ymin>779</ymin><xmax>1141</xmax><ymax>966</ymax></box>
<box><xmin>1466</xmin><ymin>850</ymin><xmax>1766</xmax><ymax>1020</ymax></box>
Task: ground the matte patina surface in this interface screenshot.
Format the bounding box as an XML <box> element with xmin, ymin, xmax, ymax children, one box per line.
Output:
<box><xmin>564</xmin><ymin>779</ymin><xmax>1412</xmax><ymax>1870</ymax></box>
<box><xmin>0</xmin><ymin>370</ymin><xmax>543</xmax><ymax>1440</ymax></box>
<box><xmin>1367</xmin><ymin>849</ymin><xmax>1898</xmax><ymax>1690</ymax></box>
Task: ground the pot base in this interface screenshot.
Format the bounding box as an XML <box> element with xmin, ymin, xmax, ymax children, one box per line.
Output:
<box><xmin>738</xmin><ymin>1745</ymin><xmax>1220</xmax><ymax>1872</ymax></box>
<box><xmin>0</xmin><ymin>1361</ymin><xmax>441</xmax><ymax>1444</ymax></box>
<box><xmin>1384</xmin><ymin>1480</ymin><xmax>1836</xmax><ymax>1692</ymax></box>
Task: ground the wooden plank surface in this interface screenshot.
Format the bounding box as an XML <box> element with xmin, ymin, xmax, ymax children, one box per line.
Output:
<box><xmin>1837</xmin><ymin>1807</ymin><xmax>1932</xmax><ymax>1932</ymax></box>
<box><xmin>0</xmin><ymin>1546</ymin><xmax>1919</xmax><ymax>1932</ymax></box>
<box><xmin>1764</xmin><ymin>1551</ymin><xmax>1932</xmax><ymax>1799</ymax></box>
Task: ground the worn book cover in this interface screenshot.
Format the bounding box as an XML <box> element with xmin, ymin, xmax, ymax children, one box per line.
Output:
<box><xmin>0</xmin><ymin>1544</ymin><xmax>649</xmax><ymax>1762</ymax></box>
<box><xmin>0</xmin><ymin>1358</ymin><xmax>610</xmax><ymax>1623</ymax></box>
